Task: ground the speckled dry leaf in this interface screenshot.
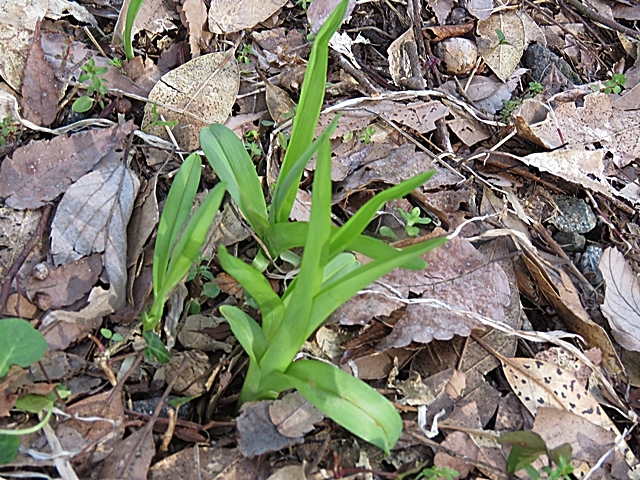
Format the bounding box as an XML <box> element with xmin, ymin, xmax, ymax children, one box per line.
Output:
<box><xmin>50</xmin><ymin>162</ymin><xmax>140</xmax><ymax>308</ymax></box>
<box><xmin>476</xmin><ymin>11</ymin><xmax>525</xmax><ymax>81</ymax></box>
<box><xmin>142</xmin><ymin>51</ymin><xmax>239</xmax><ymax>150</ymax></box>
<box><xmin>148</xmin><ymin>446</ymin><xmax>238</xmax><ymax>480</ymax></box>
<box><xmin>22</xmin><ymin>254</ymin><xmax>102</xmax><ymax>310</ymax></box>
<box><xmin>521</xmin><ymin>93</ymin><xmax>640</xmax><ymax>168</ymax></box>
<box><xmin>599</xmin><ymin>247</ymin><xmax>640</xmax><ymax>352</ymax></box>
<box><xmin>467</xmin><ymin>0</ymin><xmax>492</xmax><ymax>20</ymax></box>
<box><xmin>447</xmin><ymin>116</ymin><xmax>491</xmax><ymax>146</ymax></box>
<box><xmin>0</xmin><ymin>206</ymin><xmax>40</xmax><ymax>278</ymax></box>
<box><xmin>259</xmin><ymin>72</ymin><xmax>296</xmax><ymax>125</ymax></box>
<box><xmin>269</xmin><ymin>391</ymin><xmax>324</xmax><ymax>438</ymax></box>
<box><xmin>182</xmin><ymin>0</ymin><xmax>207</xmax><ymax>57</ymax></box>
<box><xmin>208</xmin><ymin>0</ymin><xmax>288</xmax><ymax>34</ymax></box>
<box><xmin>0</xmin><ymin>0</ymin><xmax>48</xmax><ymax>90</ymax></box>
<box><xmin>21</xmin><ymin>23</ymin><xmax>59</xmax><ymax>127</ymax></box>
<box><xmin>378</xmin><ymin>235</ymin><xmax>511</xmax><ymax>348</ymax></box>
<box><xmin>0</xmin><ymin>122</ymin><xmax>134</xmax><ymax>210</ymax></box>
<box><xmin>307</xmin><ymin>0</ymin><xmax>356</xmax><ymax>33</ymax></box>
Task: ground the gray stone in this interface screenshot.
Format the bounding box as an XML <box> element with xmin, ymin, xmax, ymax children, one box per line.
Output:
<box><xmin>553</xmin><ymin>231</ymin><xmax>586</xmax><ymax>252</ymax></box>
<box><xmin>550</xmin><ymin>195</ymin><xmax>597</xmax><ymax>234</ymax></box>
<box><xmin>579</xmin><ymin>245</ymin><xmax>604</xmax><ymax>285</ymax></box>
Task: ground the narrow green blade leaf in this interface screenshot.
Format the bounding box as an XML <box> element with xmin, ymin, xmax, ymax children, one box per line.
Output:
<box><xmin>200</xmin><ymin>124</ymin><xmax>269</xmax><ymax>237</ymax></box>
<box><xmin>219</xmin><ymin>305</ymin><xmax>268</xmax><ymax>363</ymax></box>
<box><xmin>330</xmin><ymin>171</ymin><xmax>435</xmax><ymax>253</ymax></box>
<box><xmin>162</xmin><ymin>181</ymin><xmax>226</xmax><ymax>298</ymax></box>
<box><xmin>123</xmin><ymin>0</ymin><xmax>144</xmax><ymax>59</ymax></box>
<box><xmin>274</xmin><ymin>0</ymin><xmax>349</xmax><ymax>223</ymax></box>
<box><xmin>218</xmin><ymin>246</ymin><xmax>284</xmax><ymax>340</ymax></box>
<box><xmin>260</xmin><ymin>136</ymin><xmax>333</xmax><ymax>373</ymax></box>
<box><xmin>154</xmin><ymin>153</ymin><xmax>201</xmax><ymax>295</ymax></box>
<box><xmin>306</xmin><ymin>236</ymin><xmax>448</xmax><ymax>336</ymax></box>
<box><xmin>283</xmin><ymin>359</ymin><xmax>402</xmax><ymax>455</ymax></box>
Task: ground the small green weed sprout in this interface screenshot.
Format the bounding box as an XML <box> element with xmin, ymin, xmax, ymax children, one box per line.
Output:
<box><xmin>109</xmin><ymin>57</ymin><xmax>123</xmax><ymax>70</ymax></box>
<box><xmin>400</xmin><ymin>206</ymin><xmax>432</xmax><ymax>237</ymax></box>
<box><xmin>359</xmin><ymin>125</ymin><xmax>376</xmax><ymax>144</ymax></box>
<box><xmin>526</xmin><ymin>81</ymin><xmax>544</xmax><ymax>97</ymax></box>
<box><xmin>499</xmin><ymin>430</ymin><xmax>574</xmax><ymax>480</ymax></box>
<box><xmin>100</xmin><ymin>327</ymin><xmax>124</xmax><ymax>347</ymax></box>
<box><xmin>187</xmin><ymin>253</ymin><xmax>221</xmax><ymax>306</ymax></box>
<box><xmin>495</xmin><ymin>29</ymin><xmax>512</xmax><ymax>46</ymax></box>
<box><xmin>296</xmin><ymin>0</ymin><xmax>313</xmax><ymax>8</ymax></box>
<box><xmin>142</xmin><ymin>154</ymin><xmax>226</xmax><ymax>362</ymax></box>
<box><xmin>237</xmin><ymin>43</ymin><xmax>255</xmax><ymax>65</ymax></box>
<box><xmin>200</xmin><ymin>0</ymin><xmax>446</xmax><ymax>455</ymax></box>
<box><xmin>593</xmin><ymin>72</ymin><xmax>627</xmax><ymax>94</ymax></box>
<box><xmin>415</xmin><ymin>466</ymin><xmax>460</xmax><ymax>480</ymax></box>
<box><xmin>0</xmin><ymin>115</ymin><xmax>17</xmax><ymax>146</ymax></box>
<box><xmin>500</xmin><ymin>98</ymin><xmax>523</xmax><ymax>123</ymax></box>
<box><xmin>0</xmin><ymin>318</ymin><xmax>56</xmax><ymax>465</ymax></box>
<box><xmin>72</xmin><ymin>58</ymin><xmax>109</xmax><ymax>113</ymax></box>
<box><xmin>243</xmin><ymin>130</ymin><xmax>263</xmax><ymax>158</ymax></box>
<box><xmin>144</xmin><ymin>102</ymin><xmax>179</xmax><ymax>131</ymax></box>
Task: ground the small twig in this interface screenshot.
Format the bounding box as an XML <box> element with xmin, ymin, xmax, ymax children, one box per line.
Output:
<box><xmin>562</xmin><ymin>0</ymin><xmax>640</xmax><ymax>40</ymax></box>
<box><xmin>329</xmin><ymin>50</ymin><xmax>380</xmax><ymax>95</ymax></box>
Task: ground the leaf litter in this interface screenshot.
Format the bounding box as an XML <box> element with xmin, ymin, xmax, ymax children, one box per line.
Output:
<box><xmin>2</xmin><ymin>0</ymin><xmax>640</xmax><ymax>478</ymax></box>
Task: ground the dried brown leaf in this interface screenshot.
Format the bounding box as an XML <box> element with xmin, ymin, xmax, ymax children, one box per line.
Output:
<box><xmin>182</xmin><ymin>0</ymin><xmax>207</xmax><ymax>57</ymax></box>
<box><xmin>21</xmin><ymin>22</ymin><xmax>60</xmax><ymax>127</ymax></box>
<box><xmin>307</xmin><ymin>0</ymin><xmax>356</xmax><ymax>33</ymax></box>
<box><xmin>476</xmin><ymin>11</ymin><xmax>525</xmax><ymax>81</ymax></box>
<box><xmin>99</xmin><ymin>427</ymin><xmax>155</xmax><ymax>480</ymax></box>
<box><xmin>467</xmin><ymin>0</ymin><xmax>493</xmax><ymax>20</ymax></box>
<box><xmin>0</xmin><ymin>122</ymin><xmax>134</xmax><ymax>210</ymax></box>
<box><xmin>387</xmin><ymin>28</ymin><xmax>425</xmax><ymax>89</ymax></box>
<box><xmin>269</xmin><ymin>391</ymin><xmax>324</xmax><ymax>438</ymax></box>
<box><xmin>208</xmin><ymin>0</ymin><xmax>288</xmax><ymax>34</ymax></box>
<box><xmin>599</xmin><ymin>247</ymin><xmax>640</xmax><ymax>352</ymax></box>
<box><xmin>237</xmin><ymin>401</ymin><xmax>304</xmax><ymax>457</ymax></box>
<box><xmin>148</xmin><ymin>446</ymin><xmax>239</xmax><ymax>479</ymax></box>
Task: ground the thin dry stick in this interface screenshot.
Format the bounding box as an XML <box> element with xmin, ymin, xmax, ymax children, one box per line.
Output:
<box><xmin>562</xmin><ymin>0</ymin><xmax>640</xmax><ymax>40</ymax></box>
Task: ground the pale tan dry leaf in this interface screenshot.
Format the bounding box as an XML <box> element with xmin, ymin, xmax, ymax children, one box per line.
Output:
<box><xmin>447</xmin><ymin>116</ymin><xmax>491</xmax><ymax>146</ymax></box>
<box><xmin>45</xmin><ymin>0</ymin><xmax>97</xmax><ymax>26</ymax></box>
<box><xmin>182</xmin><ymin>0</ymin><xmax>207</xmax><ymax>57</ymax></box>
<box><xmin>148</xmin><ymin>446</ymin><xmax>239</xmax><ymax>480</ymax></box>
<box><xmin>307</xmin><ymin>0</ymin><xmax>356</xmax><ymax>33</ymax></box>
<box><xmin>0</xmin><ymin>0</ymin><xmax>48</xmax><ymax>90</ymax></box>
<box><xmin>0</xmin><ymin>122</ymin><xmax>134</xmax><ymax>210</ymax></box>
<box><xmin>50</xmin><ymin>162</ymin><xmax>140</xmax><ymax>308</ymax></box>
<box><xmin>21</xmin><ymin>22</ymin><xmax>60</xmax><ymax>127</ymax></box>
<box><xmin>269</xmin><ymin>391</ymin><xmax>324</xmax><ymax>438</ymax></box>
<box><xmin>266</xmin><ymin>465</ymin><xmax>307</xmax><ymax>480</ymax></box>
<box><xmin>141</xmin><ymin>51</ymin><xmax>239</xmax><ymax>150</ymax></box>
<box><xmin>387</xmin><ymin>28</ymin><xmax>425</xmax><ymax>89</ymax></box>
<box><xmin>599</xmin><ymin>247</ymin><xmax>640</xmax><ymax>352</ymax></box>
<box><xmin>427</xmin><ymin>0</ymin><xmax>454</xmax><ymax>25</ymax></box>
<box><xmin>0</xmin><ymin>206</ymin><xmax>41</xmax><ymax>278</ymax></box>
<box><xmin>98</xmin><ymin>427</ymin><xmax>155</xmax><ymax>480</ymax></box>
<box><xmin>467</xmin><ymin>0</ymin><xmax>492</xmax><ymax>20</ymax></box>
<box><xmin>520</xmin><ymin>93</ymin><xmax>640</xmax><ymax>168</ymax></box>
<box><xmin>476</xmin><ymin>11</ymin><xmax>525</xmax><ymax>81</ymax></box>
<box><xmin>113</xmin><ymin>0</ymin><xmax>177</xmax><ymax>45</ymax></box>
<box><xmin>208</xmin><ymin>0</ymin><xmax>288</xmax><ymax>34</ymax></box>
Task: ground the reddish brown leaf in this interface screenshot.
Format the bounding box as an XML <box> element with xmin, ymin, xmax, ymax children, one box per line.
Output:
<box><xmin>20</xmin><ymin>22</ymin><xmax>60</xmax><ymax>127</ymax></box>
<box><xmin>0</xmin><ymin>121</ymin><xmax>134</xmax><ymax>210</ymax></box>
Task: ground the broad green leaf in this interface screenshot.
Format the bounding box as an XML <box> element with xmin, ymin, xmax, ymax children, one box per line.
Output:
<box><xmin>71</xmin><ymin>96</ymin><xmax>93</xmax><ymax>113</ymax></box>
<box><xmin>15</xmin><ymin>394</ymin><xmax>53</xmax><ymax>413</ymax></box>
<box><xmin>162</xmin><ymin>181</ymin><xmax>226</xmax><ymax>299</ymax></box>
<box><xmin>271</xmin><ymin>116</ymin><xmax>340</xmax><ymax>224</ymax></box>
<box><xmin>330</xmin><ymin>171</ymin><xmax>435</xmax><ymax>253</ymax></box>
<box><xmin>306</xmin><ymin>236</ymin><xmax>448</xmax><ymax>336</ymax></box>
<box><xmin>142</xmin><ymin>331</ymin><xmax>170</xmax><ymax>363</ymax></box>
<box><xmin>260</xmin><ymin>136</ymin><xmax>333</xmax><ymax>374</ymax></box>
<box><xmin>219</xmin><ymin>305</ymin><xmax>269</xmax><ymax>363</ymax></box>
<box><xmin>0</xmin><ymin>435</ymin><xmax>19</xmax><ymax>465</ymax></box>
<box><xmin>200</xmin><ymin>124</ymin><xmax>269</xmax><ymax>236</ymax></box>
<box><xmin>154</xmin><ymin>153</ymin><xmax>201</xmax><ymax>295</ymax></box>
<box><xmin>498</xmin><ymin>430</ymin><xmax>548</xmax><ymax>473</ymax></box>
<box><xmin>124</xmin><ymin>0</ymin><xmax>144</xmax><ymax>59</ymax></box>
<box><xmin>273</xmin><ymin>0</ymin><xmax>349</xmax><ymax>223</ymax></box>
<box><xmin>283</xmin><ymin>359</ymin><xmax>402</xmax><ymax>455</ymax></box>
<box><xmin>0</xmin><ymin>318</ymin><xmax>48</xmax><ymax>378</ymax></box>
<box><xmin>549</xmin><ymin>443</ymin><xmax>573</xmax><ymax>466</ymax></box>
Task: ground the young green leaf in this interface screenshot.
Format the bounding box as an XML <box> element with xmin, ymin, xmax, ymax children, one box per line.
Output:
<box><xmin>219</xmin><ymin>305</ymin><xmax>269</xmax><ymax>363</ymax></box>
<box><xmin>282</xmin><ymin>359</ymin><xmax>402</xmax><ymax>455</ymax></box>
<box><xmin>200</xmin><ymin>124</ymin><xmax>269</xmax><ymax>237</ymax></box>
<box><xmin>124</xmin><ymin>0</ymin><xmax>144</xmax><ymax>59</ymax></box>
<box><xmin>0</xmin><ymin>435</ymin><xmax>19</xmax><ymax>465</ymax></box>
<box><xmin>273</xmin><ymin>0</ymin><xmax>349</xmax><ymax>223</ymax></box>
<box><xmin>498</xmin><ymin>430</ymin><xmax>548</xmax><ymax>473</ymax></box>
<box><xmin>142</xmin><ymin>331</ymin><xmax>170</xmax><ymax>363</ymax></box>
<box><xmin>0</xmin><ymin>318</ymin><xmax>48</xmax><ymax>378</ymax></box>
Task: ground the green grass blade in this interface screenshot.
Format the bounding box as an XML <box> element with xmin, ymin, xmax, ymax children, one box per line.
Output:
<box><xmin>273</xmin><ymin>0</ymin><xmax>349</xmax><ymax>223</ymax></box>
<box><xmin>162</xmin><ymin>181</ymin><xmax>226</xmax><ymax>297</ymax></box>
<box><xmin>306</xmin><ymin>236</ymin><xmax>448</xmax><ymax>336</ymax></box>
<box><xmin>348</xmin><ymin>235</ymin><xmax>427</xmax><ymax>270</ymax></box>
<box><xmin>123</xmin><ymin>0</ymin><xmax>144</xmax><ymax>59</ymax></box>
<box><xmin>330</xmin><ymin>171</ymin><xmax>435</xmax><ymax>253</ymax></box>
<box><xmin>283</xmin><ymin>359</ymin><xmax>402</xmax><ymax>455</ymax></box>
<box><xmin>219</xmin><ymin>305</ymin><xmax>268</xmax><ymax>363</ymax></box>
<box><xmin>218</xmin><ymin>246</ymin><xmax>285</xmax><ymax>340</ymax></box>
<box><xmin>260</xmin><ymin>136</ymin><xmax>334</xmax><ymax>373</ymax></box>
<box><xmin>271</xmin><ymin>116</ymin><xmax>340</xmax><ymax>224</ymax></box>
<box><xmin>200</xmin><ymin>124</ymin><xmax>269</xmax><ymax>237</ymax></box>
<box><xmin>154</xmin><ymin>153</ymin><xmax>201</xmax><ymax>296</ymax></box>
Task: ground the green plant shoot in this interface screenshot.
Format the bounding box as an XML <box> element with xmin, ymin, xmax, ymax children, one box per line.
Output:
<box><xmin>123</xmin><ymin>0</ymin><xmax>145</xmax><ymax>59</ymax></box>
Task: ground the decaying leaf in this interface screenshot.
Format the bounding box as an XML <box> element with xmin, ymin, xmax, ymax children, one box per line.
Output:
<box><xmin>307</xmin><ymin>0</ymin><xmax>356</xmax><ymax>33</ymax></box>
<box><xmin>181</xmin><ymin>0</ymin><xmax>207</xmax><ymax>57</ymax></box>
<box><xmin>427</xmin><ymin>0</ymin><xmax>455</xmax><ymax>25</ymax></box>
<box><xmin>46</xmin><ymin>0</ymin><xmax>97</xmax><ymax>26</ymax></box>
<box><xmin>0</xmin><ymin>122</ymin><xmax>134</xmax><ymax>210</ymax></box>
<box><xmin>21</xmin><ymin>22</ymin><xmax>60</xmax><ymax>127</ymax></box>
<box><xmin>387</xmin><ymin>28</ymin><xmax>425</xmax><ymax>89</ymax></box>
<box><xmin>50</xmin><ymin>162</ymin><xmax>140</xmax><ymax>307</ymax></box>
<box><xmin>99</xmin><ymin>427</ymin><xmax>155</xmax><ymax>480</ymax></box>
<box><xmin>269</xmin><ymin>391</ymin><xmax>324</xmax><ymax>438</ymax></box>
<box><xmin>237</xmin><ymin>401</ymin><xmax>304</xmax><ymax>457</ymax></box>
<box><xmin>476</xmin><ymin>11</ymin><xmax>525</xmax><ymax>81</ymax></box>
<box><xmin>599</xmin><ymin>247</ymin><xmax>640</xmax><ymax>352</ymax></box>
<box><xmin>208</xmin><ymin>0</ymin><xmax>288</xmax><ymax>34</ymax></box>
<box><xmin>148</xmin><ymin>446</ymin><xmax>242</xmax><ymax>479</ymax></box>
<box><xmin>467</xmin><ymin>0</ymin><xmax>493</xmax><ymax>20</ymax></box>
<box><xmin>141</xmin><ymin>51</ymin><xmax>239</xmax><ymax>150</ymax></box>
<box><xmin>113</xmin><ymin>0</ymin><xmax>178</xmax><ymax>46</ymax></box>
<box><xmin>0</xmin><ymin>206</ymin><xmax>41</xmax><ymax>278</ymax></box>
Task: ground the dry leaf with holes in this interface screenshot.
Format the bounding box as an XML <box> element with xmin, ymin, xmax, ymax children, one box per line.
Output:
<box><xmin>142</xmin><ymin>51</ymin><xmax>239</xmax><ymax>151</ymax></box>
<box><xmin>599</xmin><ymin>247</ymin><xmax>640</xmax><ymax>352</ymax></box>
<box><xmin>476</xmin><ymin>10</ymin><xmax>525</xmax><ymax>81</ymax></box>
<box><xmin>208</xmin><ymin>0</ymin><xmax>288</xmax><ymax>34</ymax></box>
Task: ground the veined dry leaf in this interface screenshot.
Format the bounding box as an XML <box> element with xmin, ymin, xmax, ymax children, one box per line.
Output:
<box><xmin>269</xmin><ymin>391</ymin><xmax>324</xmax><ymax>438</ymax></box>
<box><xmin>45</xmin><ymin>0</ymin><xmax>97</xmax><ymax>26</ymax></box>
<box><xmin>208</xmin><ymin>0</ymin><xmax>288</xmax><ymax>34</ymax></box>
<box><xmin>21</xmin><ymin>22</ymin><xmax>59</xmax><ymax>127</ymax></box>
<box><xmin>50</xmin><ymin>162</ymin><xmax>140</xmax><ymax>308</ymax></box>
<box><xmin>0</xmin><ymin>0</ymin><xmax>48</xmax><ymax>90</ymax></box>
<box><xmin>599</xmin><ymin>247</ymin><xmax>640</xmax><ymax>352</ymax></box>
<box><xmin>476</xmin><ymin>10</ymin><xmax>525</xmax><ymax>81</ymax></box>
<box><xmin>99</xmin><ymin>427</ymin><xmax>154</xmax><ymax>480</ymax></box>
<box><xmin>182</xmin><ymin>0</ymin><xmax>207</xmax><ymax>57</ymax></box>
<box><xmin>0</xmin><ymin>122</ymin><xmax>134</xmax><ymax>210</ymax></box>
<box><xmin>141</xmin><ymin>51</ymin><xmax>239</xmax><ymax>151</ymax></box>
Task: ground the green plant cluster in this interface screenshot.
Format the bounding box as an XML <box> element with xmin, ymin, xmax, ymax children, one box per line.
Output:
<box><xmin>0</xmin><ymin>115</ymin><xmax>17</xmax><ymax>146</ymax></box>
<box><xmin>499</xmin><ymin>430</ymin><xmax>574</xmax><ymax>480</ymax></box>
<box><xmin>72</xmin><ymin>58</ymin><xmax>109</xmax><ymax>113</ymax></box>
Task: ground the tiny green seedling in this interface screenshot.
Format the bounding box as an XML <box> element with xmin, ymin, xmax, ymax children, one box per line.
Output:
<box><xmin>400</xmin><ymin>206</ymin><xmax>432</xmax><ymax>237</ymax></box>
<box><xmin>144</xmin><ymin>102</ymin><xmax>179</xmax><ymax>131</ymax></box>
<box><xmin>72</xmin><ymin>58</ymin><xmax>109</xmax><ymax>113</ymax></box>
<box><xmin>0</xmin><ymin>115</ymin><xmax>17</xmax><ymax>146</ymax></box>
<box><xmin>237</xmin><ymin>43</ymin><xmax>255</xmax><ymax>65</ymax></box>
<box><xmin>100</xmin><ymin>327</ymin><xmax>124</xmax><ymax>347</ymax></box>
<box><xmin>359</xmin><ymin>125</ymin><xmax>376</xmax><ymax>144</ymax></box>
<box><xmin>415</xmin><ymin>466</ymin><xmax>460</xmax><ymax>480</ymax></box>
<box><xmin>593</xmin><ymin>72</ymin><xmax>627</xmax><ymax>94</ymax></box>
<box><xmin>187</xmin><ymin>254</ymin><xmax>221</xmax><ymax>301</ymax></box>
<box><xmin>526</xmin><ymin>81</ymin><xmax>544</xmax><ymax>97</ymax></box>
<box><xmin>495</xmin><ymin>29</ymin><xmax>512</xmax><ymax>46</ymax></box>
<box><xmin>500</xmin><ymin>98</ymin><xmax>523</xmax><ymax>123</ymax></box>
<box><xmin>243</xmin><ymin>130</ymin><xmax>263</xmax><ymax>158</ymax></box>
<box><xmin>296</xmin><ymin>0</ymin><xmax>313</xmax><ymax>8</ymax></box>
<box><xmin>109</xmin><ymin>57</ymin><xmax>123</xmax><ymax>71</ymax></box>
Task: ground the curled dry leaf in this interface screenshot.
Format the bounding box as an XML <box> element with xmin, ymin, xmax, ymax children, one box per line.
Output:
<box><xmin>50</xmin><ymin>162</ymin><xmax>140</xmax><ymax>308</ymax></box>
<box><xmin>476</xmin><ymin>10</ymin><xmax>525</xmax><ymax>81</ymax></box>
<box><xmin>269</xmin><ymin>391</ymin><xmax>324</xmax><ymax>438</ymax></box>
<box><xmin>208</xmin><ymin>0</ymin><xmax>288</xmax><ymax>34</ymax></box>
<box><xmin>388</xmin><ymin>28</ymin><xmax>425</xmax><ymax>89</ymax></box>
<box><xmin>0</xmin><ymin>121</ymin><xmax>134</xmax><ymax>210</ymax></box>
<box><xmin>181</xmin><ymin>0</ymin><xmax>207</xmax><ymax>57</ymax></box>
<box><xmin>599</xmin><ymin>247</ymin><xmax>640</xmax><ymax>352</ymax></box>
<box><xmin>141</xmin><ymin>51</ymin><xmax>239</xmax><ymax>151</ymax></box>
